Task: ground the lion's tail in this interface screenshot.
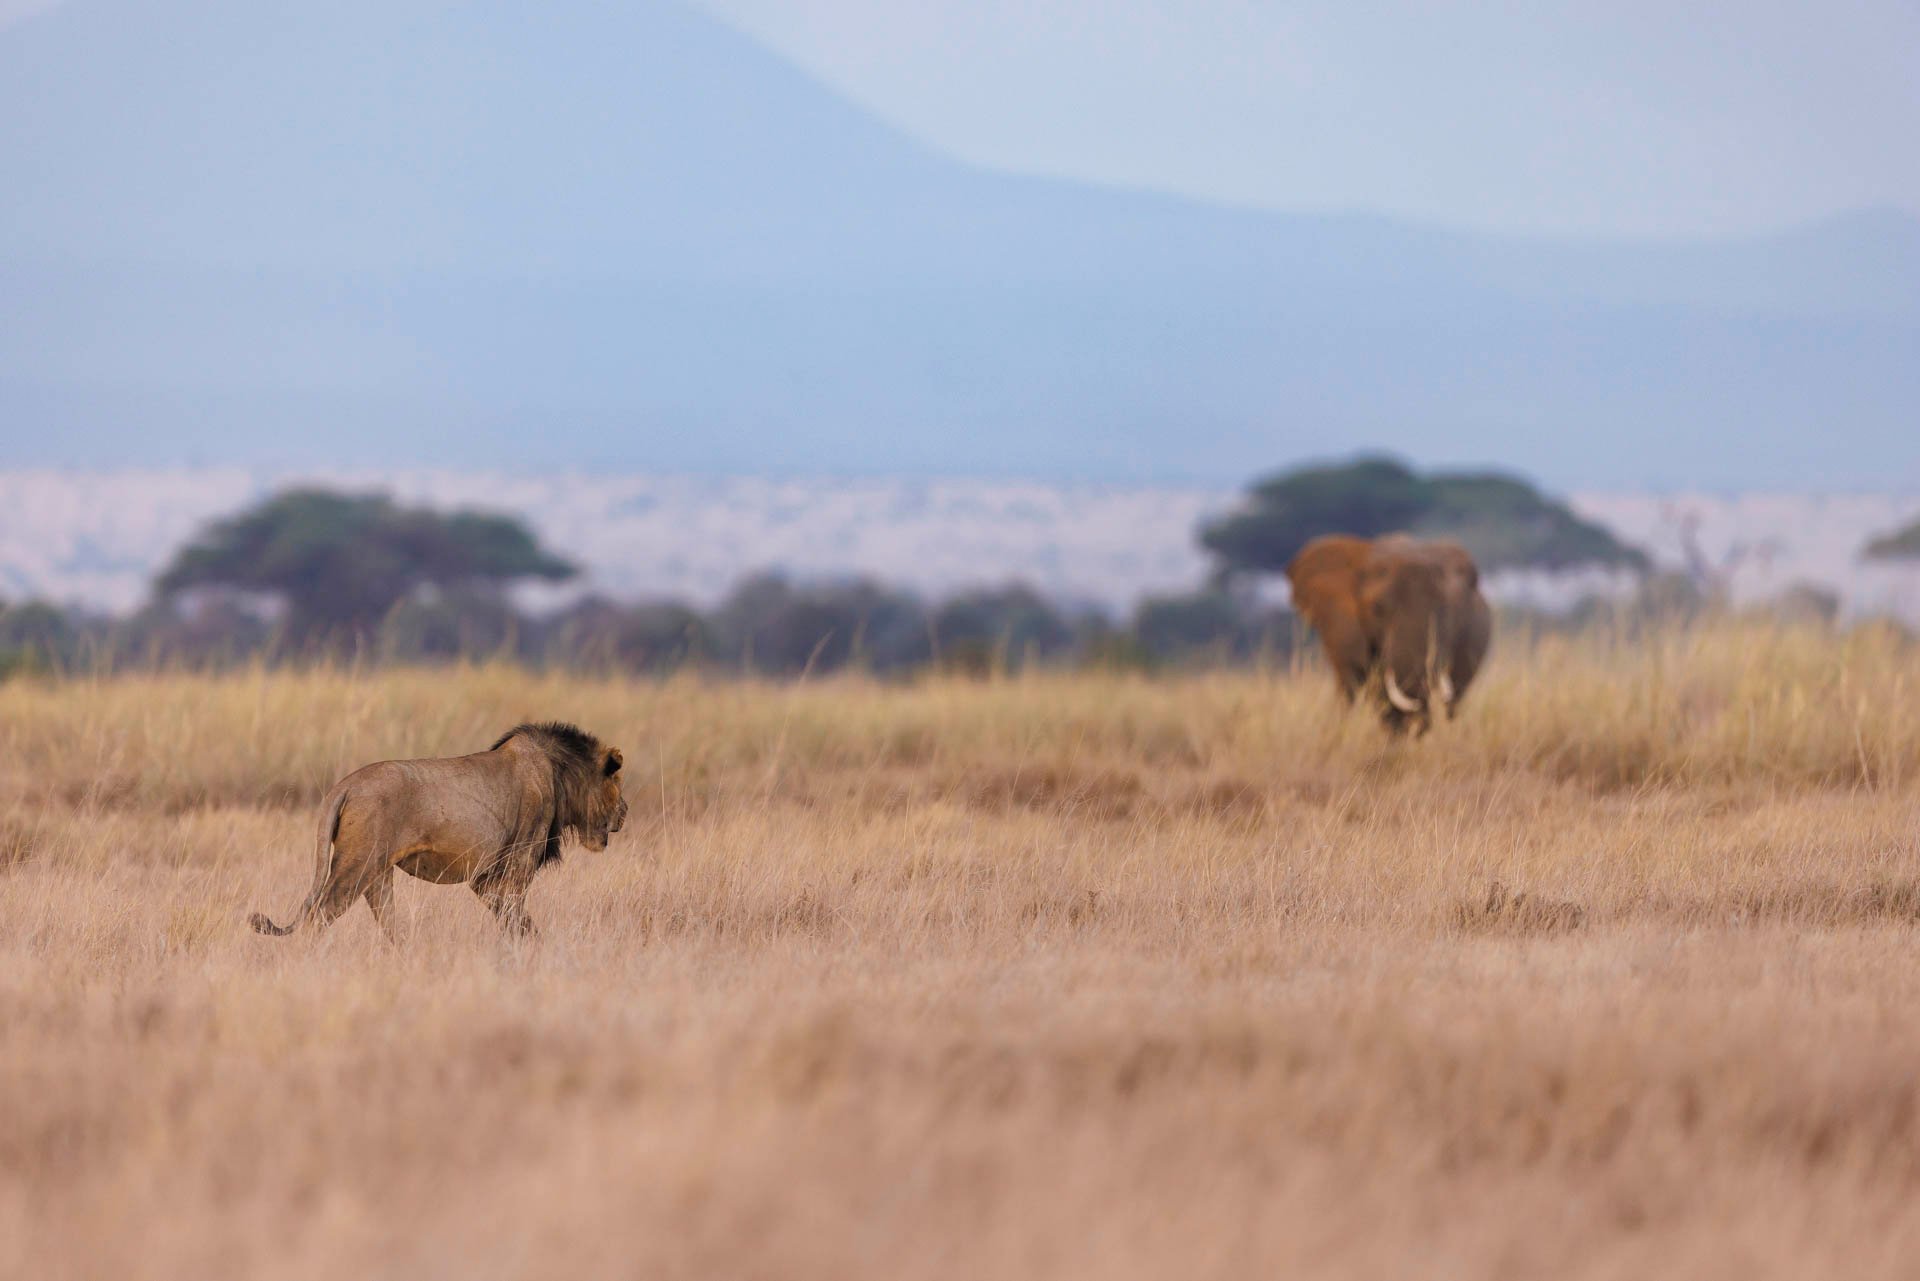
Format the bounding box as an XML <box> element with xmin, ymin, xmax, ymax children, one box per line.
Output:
<box><xmin>249</xmin><ymin>787</ymin><xmax>348</xmax><ymax>938</ymax></box>
<box><xmin>247</xmin><ymin>911</ymin><xmax>299</xmax><ymax>936</ymax></box>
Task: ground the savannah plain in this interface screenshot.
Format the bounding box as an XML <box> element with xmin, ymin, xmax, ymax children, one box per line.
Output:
<box><xmin>5</xmin><ymin>621</ymin><xmax>1920</xmax><ymax>1279</ymax></box>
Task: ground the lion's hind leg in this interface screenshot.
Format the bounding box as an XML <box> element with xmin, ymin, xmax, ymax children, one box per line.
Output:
<box><xmin>247</xmin><ymin>881</ymin><xmax>358</xmax><ymax>936</ymax></box>
<box><xmin>363</xmin><ymin>865</ymin><xmax>400</xmax><ymax>943</ymax></box>
<box><xmin>250</xmin><ymin>787</ymin><xmax>353</xmax><ymax>938</ymax></box>
<box><xmin>300</xmin><ymin>816</ymin><xmax>401</xmax><ymax>936</ymax></box>
<box><xmin>249</xmin><ymin>847</ymin><xmax>386</xmax><ymax>939</ymax></box>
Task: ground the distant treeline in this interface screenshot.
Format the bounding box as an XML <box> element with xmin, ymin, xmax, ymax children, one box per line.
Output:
<box><xmin>0</xmin><ymin>574</ymin><xmax>1297</xmax><ymax>678</ymax></box>
<box><xmin>4</xmin><ymin>458</ymin><xmax>1891</xmax><ymax>680</ymax></box>
<box><xmin>0</xmin><ymin>564</ymin><xmax>1846</xmax><ymax>682</ymax></box>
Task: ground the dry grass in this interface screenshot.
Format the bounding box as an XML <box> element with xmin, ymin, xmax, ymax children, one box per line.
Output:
<box><xmin>3</xmin><ymin>620</ymin><xmax>1920</xmax><ymax>1279</ymax></box>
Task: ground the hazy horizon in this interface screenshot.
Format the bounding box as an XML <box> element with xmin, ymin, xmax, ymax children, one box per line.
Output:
<box><xmin>2</xmin><ymin>0</ymin><xmax>1914</xmax><ymax>491</ymax></box>
<box><xmin>5</xmin><ymin>0</ymin><xmax>1914</xmax><ymax>238</ymax></box>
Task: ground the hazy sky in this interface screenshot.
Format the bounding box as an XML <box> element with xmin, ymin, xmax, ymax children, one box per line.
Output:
<box><xmin>5</xmin><ymin>0</ymin><xmax>1917</xmax><ymax>237</ymax></box>
<box><xmin>694</xmin><ymin>0</ymin><xmax>1920</xmax><ymax>237</ymax></box>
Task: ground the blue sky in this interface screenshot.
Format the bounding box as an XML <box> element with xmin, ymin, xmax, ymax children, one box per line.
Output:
<box><xmin>5</xmin><ymin>0</ymin><xmax>1914</xmax><ymax>237</ymax></box>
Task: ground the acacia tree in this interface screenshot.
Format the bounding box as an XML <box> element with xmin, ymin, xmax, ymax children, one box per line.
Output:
<box><xmin>709</xmin><ymin>572</ymin><xmax>931</xmax><ymax>674</ymax></box>
<box><xmin>930</xmin><ymin>584</ymin><xmax>1078</xmax><ymax>671</ymax></box>
<box><xmin>1862</xmin><ymin>517</ymin><xmax>1920</xmax><ymax>563</ymax></box>
<box><xmin>1200</xmin><ymin>456</ymin><xmax>1648</xmax><ymax>579</ymax></box>
<box><xmin>156</xmin><ymin>488</ymin><xmax>576</xmax><ymax>644</ymax></box>
<box><xmin>1862</xmin><ymin>516</ymin><xmax>1920</xmax><ymax>618</ymax></box>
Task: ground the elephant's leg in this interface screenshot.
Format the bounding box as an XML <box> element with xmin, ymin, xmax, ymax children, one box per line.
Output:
<box><xmin>1379</xmin><ymin>706</ymin><xmax>1430</xmax><ymax>738</ymax></box>
<box><xmin>1443</xmin><ymin>596</ymin><xmax>1493</xmax><ymax>721</ymax></box>
<box><xmin>1317</xmin><ymin>618</ymin><xmax>1373</xmax><ymax>703</ymax></box>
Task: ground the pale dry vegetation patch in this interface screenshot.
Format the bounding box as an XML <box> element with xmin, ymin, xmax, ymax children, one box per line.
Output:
<box><xmin>2</xmin><ymin>620</ymin><xmax>1919</xmax><ymax>1278</ymax></box>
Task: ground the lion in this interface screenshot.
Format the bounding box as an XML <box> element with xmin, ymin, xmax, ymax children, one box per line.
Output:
<box><xmin>249</xmin><ymin>722</ymin><xmax>628</xmax><ymax>940</ymax></box>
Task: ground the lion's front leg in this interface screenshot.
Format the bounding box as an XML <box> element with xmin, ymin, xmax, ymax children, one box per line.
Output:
<box><xmin>472</xmin><ymin>868</ymin><xmax>537</xmax><ymax>939</ymax></box>
<box><xmin>469</xmin><ymin>811</ymin><xmax>555</xmax><ymax>939</ymax></box>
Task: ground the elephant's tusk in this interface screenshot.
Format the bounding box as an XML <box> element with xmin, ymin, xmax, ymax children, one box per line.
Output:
<box><xmin>1384</xmin><ymin>670</ymin><xmax>1424</xmax><ymax>714</ymax></box>
<box><xmin>1436</xmin><ymin>672</ymin><xmax>1455</xmax><ymax>706</ymax></box>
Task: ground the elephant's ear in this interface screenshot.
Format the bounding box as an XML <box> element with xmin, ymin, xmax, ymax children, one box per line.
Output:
<box><xmin>1286</xmin><ymin>535</ymin><xmax>1372</xmax><ymax>631</ymax></box>
<box><xmin>1354</xmin><ymin>549</ymin><xmax>1400</xmax><ymax>629</ymax></box>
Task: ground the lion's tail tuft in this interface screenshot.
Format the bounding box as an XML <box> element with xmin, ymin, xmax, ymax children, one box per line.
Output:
<box><xmin>248</xmin><ymin>910</ymin><xmax>298</xmax><ymax>936</ymax></box>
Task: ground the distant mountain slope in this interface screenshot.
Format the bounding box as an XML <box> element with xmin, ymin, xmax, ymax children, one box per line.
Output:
<box><xmin>2</xmin><ymin>0</ymin><xmax>1916</xmax><ymax>487</ymax></box>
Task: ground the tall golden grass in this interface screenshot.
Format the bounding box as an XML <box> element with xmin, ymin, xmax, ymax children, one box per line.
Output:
<box><xmin>3</xmin><ymin>619</ymin><xmax>1919</xmax><ymax>1278</ymax></box>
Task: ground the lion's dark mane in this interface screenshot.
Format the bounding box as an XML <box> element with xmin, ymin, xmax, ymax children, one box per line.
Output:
<box><xmin>491</xmin><ymin>722</ymin><xmax>606</xmax><ymax>866</ymax></box>
<box><xmin>491</xmin><ymin>720</ymin><xmax>600</xmax><ymax>761</ymax></box>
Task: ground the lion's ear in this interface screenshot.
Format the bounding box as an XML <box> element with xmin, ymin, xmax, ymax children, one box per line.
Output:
<box><xmin>604</xmin><ymin>748</ymin><xmax>623</xmax><ymax>777</ymax></box>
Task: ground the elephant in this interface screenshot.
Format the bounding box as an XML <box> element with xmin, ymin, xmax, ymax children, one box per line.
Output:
<box><xmin>1284</xmin><ymin>534</ymin><xmax>1492</xmax><ymax>734</ymax></box>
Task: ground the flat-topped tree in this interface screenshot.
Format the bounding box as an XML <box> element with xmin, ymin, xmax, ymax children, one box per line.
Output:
<box><xmin>1416</xmin><ymin>472</ymin><xmax>1650</xmax><ymax>574</ymax></box>
<box><xmin>1862</xmin><ymin>517</ymin><xmax>1920</xmax><ymax>563</ymax></box>
<box><xmin>1200</xmin><ymin>457</ymin><xmax>1648</xmax><ymax>579</ymax></box>
<box><xmin>156</xmin><ymin>488</ymin><xmax>575</xmax><ymax>645</ymax></box>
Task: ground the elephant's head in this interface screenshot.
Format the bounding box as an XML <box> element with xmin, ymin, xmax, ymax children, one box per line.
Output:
<box><xmin>1286</xmin><ymin>534</ymin><xmax>1492</xmax><ymax>734</ymax></box>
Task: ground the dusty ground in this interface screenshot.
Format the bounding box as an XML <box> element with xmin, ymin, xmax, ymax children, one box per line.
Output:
<box><xmin>3</xmin><ymin>624</ymin><xmax>1919</xmax><ymax>1278</ymax></box>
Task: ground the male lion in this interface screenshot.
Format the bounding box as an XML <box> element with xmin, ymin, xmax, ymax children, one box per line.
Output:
<box><xmin>249</xmin><ymin>722</ymin><xmax>628</xmax><ymax>940</ymax></box>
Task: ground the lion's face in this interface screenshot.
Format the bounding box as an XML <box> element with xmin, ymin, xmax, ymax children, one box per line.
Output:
<box><xmin>580</xmin><ymin>747</ymin><xmax>629</xmax><ymax>852</ymax></box>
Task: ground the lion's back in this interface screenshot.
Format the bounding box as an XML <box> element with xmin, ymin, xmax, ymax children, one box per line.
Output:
<box><xmin>331</xmin><ymin>753</ymin><xmax>523</xmax><ymax>853</ymax></box>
